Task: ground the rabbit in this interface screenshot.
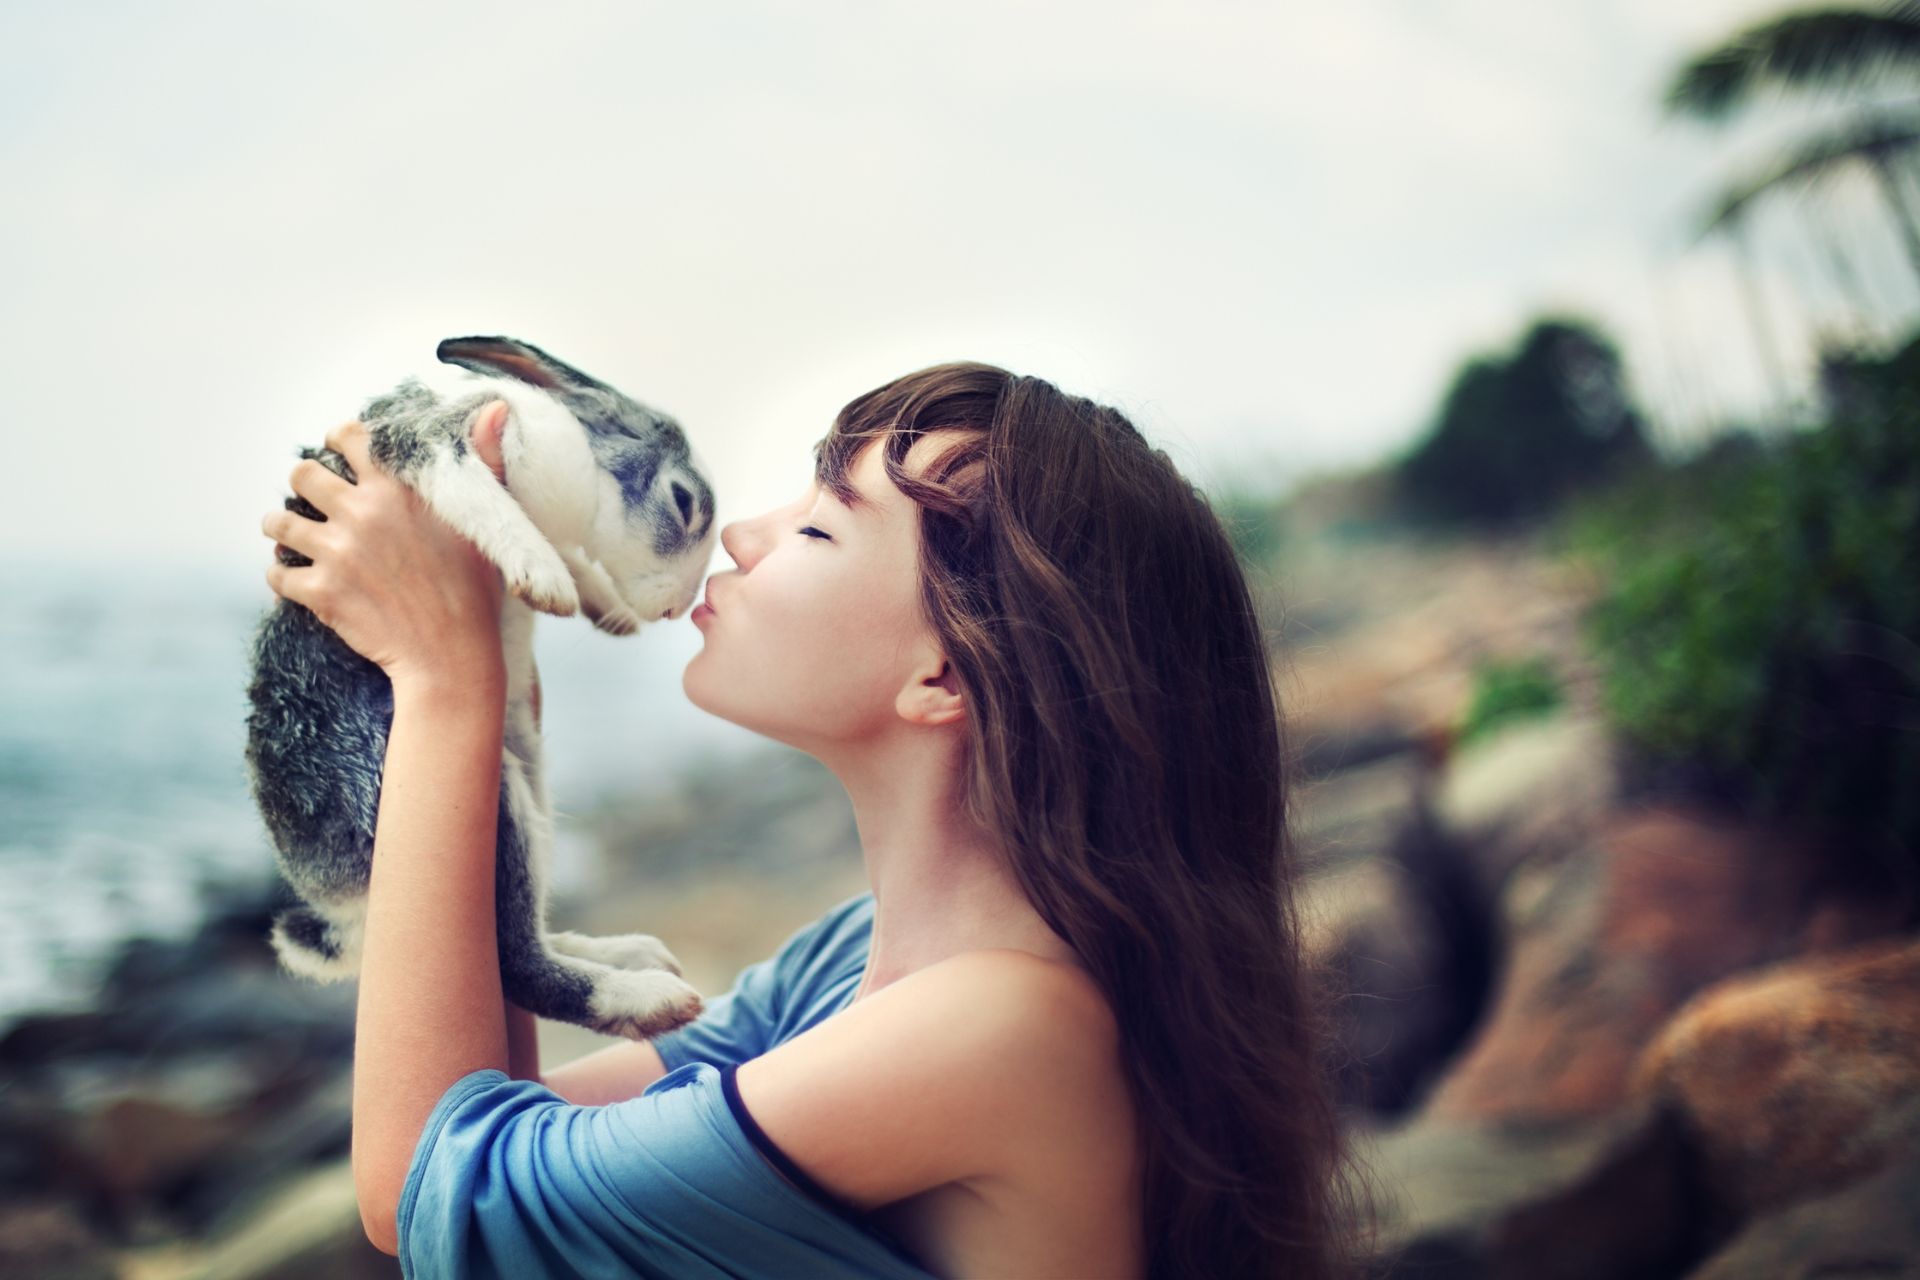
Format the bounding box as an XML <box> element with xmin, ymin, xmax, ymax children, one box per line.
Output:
<box><xmin>243</xmin><ymin>335</ymin><xmax>713</xmax><ymax>1041</ymax></box>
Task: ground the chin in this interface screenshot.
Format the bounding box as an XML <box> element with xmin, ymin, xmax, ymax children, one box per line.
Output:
<box><xmin>680</xmin><ymin>652</ymin><xmax>732</xmax><ymax>721</ymax></box>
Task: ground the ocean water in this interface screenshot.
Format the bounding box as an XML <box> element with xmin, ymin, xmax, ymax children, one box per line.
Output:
<box><xmin>0</xmin><ymin>560</ymin><xmax>757</xmax><ymax>1032</ymax></box>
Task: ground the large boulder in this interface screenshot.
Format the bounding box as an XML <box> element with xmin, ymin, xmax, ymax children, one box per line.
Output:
<box><xmin>1301</xmin><ymin>853</ymin><xmax>1460</xmax><ymax>1115</ymax></box>
<box><xmin>1417</xmin><ymin>803</ymin><xmax>1909</xmax><ymax>1123</ymax></box>
<box><xmin>1427</xmin><ymin>712</ymin><xmax>1623</xmax><ymax>925</ymax></box>
<box><xmin>0</xmin><ymin>878</ymin><xmax>362</xmax><ymax>1250</ymax></box>
<box><xmin>1630</xmin><ymin>935</ymin><xmax>1920</xmax><ymax>1244</ymax></box>
<box><xmin>0</xmin><ymin>1198</ymin><xmax>118</xmax><ymax>1280</ymax></box>
<box><xmin>174</xmin><ymin>1159</ymin><xmax>398</xmax><ymax>1280</ymax></box>
<box><xmin>1358</xmin><ymin>1096</ymin><xmax>1695</xmax><ymax>1279</ymax></box>
<box><xmin>1679</xmin><ymin>1135</ymin><xmax>1920</xmax><ymax>1280</ymax></box>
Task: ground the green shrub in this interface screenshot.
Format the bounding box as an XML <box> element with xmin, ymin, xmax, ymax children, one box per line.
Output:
<box><xmin>1456</xmin><ymin>654</ymin><xmax>1565</xmax><ymax>746</ymax></box>
<box><xmin>1556</xmin><ymin>335</ymin><xmax>1920</xmax><ymax>865</ymax></box>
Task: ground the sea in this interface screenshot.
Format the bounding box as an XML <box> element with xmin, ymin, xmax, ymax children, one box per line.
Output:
<box><xmin>0</xmin><ymin>559</ymin><xmax>758</xmax><ymax>1033</ymax></box>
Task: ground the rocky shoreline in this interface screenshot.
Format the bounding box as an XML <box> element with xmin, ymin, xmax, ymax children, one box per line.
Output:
<box><xmin>3</xmin><ymin>487</ymin><xmax>1915</xmax><ymax>1278</ymax></box>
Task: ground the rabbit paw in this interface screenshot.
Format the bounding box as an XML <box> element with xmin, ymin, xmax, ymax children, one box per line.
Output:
<box><xmin>548</xmin><ymin>930</ymin><xmax>685</xmax><ymax>976</ymax></box>
<box><xmin>505</xmin><ymin>548</ymin><xmax>581</xmax><ymax>617</ymax></box>
<box><xmin>586</xmin><ymin>969</ymin><xmax>704</xmax><ymax>1040</ymax></box>
<box><xmin>584</xmin><ymin>600</ymin><xmax>642</xmax><ymax>636</ymax></box>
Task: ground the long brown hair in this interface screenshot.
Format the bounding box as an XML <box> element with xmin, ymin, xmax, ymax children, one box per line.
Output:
<box><xmin>813</xmin><ymin>362</ymin><xmax>1378</xmax><ymax>1280</ymax></box>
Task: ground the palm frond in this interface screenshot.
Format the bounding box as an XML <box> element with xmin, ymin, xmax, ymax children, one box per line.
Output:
<box><xmin>1665</xmin><ymin>6</ymin><xmax>1920</xmax><ymax>124</ymax></box>
<box><xmin>1690</xmin><ymin>111</ymin><xmax>1920</xmax><ymax>239</ymax></box>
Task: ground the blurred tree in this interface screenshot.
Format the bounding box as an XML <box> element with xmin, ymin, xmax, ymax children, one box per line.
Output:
<box><xmin>1392</xmin><ymin>316</ymin><xmax>1655</xmax><ymax>527</ymax></box>
<box><xmin>1561</xmin><ymin>332</ymin><xmax>1920</xmax><ymax>878</ymax></box>
<box><xmin>1665</xmin><ymin>2</ymin><xmax>1920</xmax><ymax>390</ymax></box>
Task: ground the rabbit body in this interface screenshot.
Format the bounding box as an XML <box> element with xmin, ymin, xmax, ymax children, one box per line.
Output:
<box><xmin>243</xmin><ymin>336</ymin><xmax>715</xmax><ymax>1041</ymax></box>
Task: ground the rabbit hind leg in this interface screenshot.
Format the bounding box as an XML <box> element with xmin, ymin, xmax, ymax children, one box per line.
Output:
<box><xmin>501</xmin><ymin>919</ymin><xmax>702</xmax><ymax>1041</ymax></box>
<box><xmin>270</xmin><ymin>901</ymin><xmax>365</xmax><ymax>984</ymax></box>
<box><xmin>546</xmin><ymin>929</ymin><xmax>684</xmax><ymax>975</ymax></box>
<box><xmin>494</xmin><ymin>773</ymin><xmax>701</xmax><ymax>1040</ymax></box>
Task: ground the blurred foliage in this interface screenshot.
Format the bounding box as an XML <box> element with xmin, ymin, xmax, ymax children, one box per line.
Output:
<box><xmin>1456</xmin><ymin>654</ymin><xmax>1565</xmax><ymax>747</ymax></box>
<box><xmin>1552</xmin><ymin>332</ymin><xmax>1920</xmax><ymax>862</ymax></box>
<box><xmin>1392</xmin><ymin>315</ymin><xmax>1657</xmax><ymax>528</ymax></box>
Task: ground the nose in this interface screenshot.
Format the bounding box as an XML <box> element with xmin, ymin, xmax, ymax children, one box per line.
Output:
<box><xmin>718</xmin><ymin>518</ymin><xmax>749</xmax><ymax>568</ymax></box>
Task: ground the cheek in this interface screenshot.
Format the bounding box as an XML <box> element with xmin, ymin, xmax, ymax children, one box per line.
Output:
<box><xmin>686</xmin><ymin>563</ymin><xmax>908</xmax><ymax>728</ymax></box>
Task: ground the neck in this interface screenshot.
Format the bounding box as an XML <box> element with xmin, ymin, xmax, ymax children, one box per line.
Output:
<box><xmin>821</xmin><ymin>728</ymin><xmax>1080</xmax><ymax>1003</ymax></box>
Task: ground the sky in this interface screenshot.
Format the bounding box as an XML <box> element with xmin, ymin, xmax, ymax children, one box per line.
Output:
<box><xmin>4</xmin><ymin>0</ymin><xmax>1916</xmax><ymax>574</ymax></box>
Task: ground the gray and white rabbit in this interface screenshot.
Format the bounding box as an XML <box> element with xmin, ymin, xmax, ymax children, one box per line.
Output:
<box><xmin>244</xmin><ymin>335</ymin><xmax>711</xmax><ymax>1041</ymax></box>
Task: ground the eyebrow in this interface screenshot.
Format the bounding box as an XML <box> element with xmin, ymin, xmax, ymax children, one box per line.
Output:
<box><xmin>813</xmin><ymin>475</ymin><xmax>876</xmax><ymax>517</ymax></box>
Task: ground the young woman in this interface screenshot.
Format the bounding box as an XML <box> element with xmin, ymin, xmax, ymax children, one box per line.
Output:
<box><xmin>261</xmin><ymin>361</ymin><xmax>1372</xmax><ymax>1279</ymax></box>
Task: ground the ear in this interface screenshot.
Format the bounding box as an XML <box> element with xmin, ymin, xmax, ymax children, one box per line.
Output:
<box><xmin>895</xmin><ymin>649</ymin><xmax>966</xmax><ymax>729</ymax></box>
<box><xmin>436</xmin><ymin>335</ymin><xmax>616</xmax><ymax>396</ymax></box>
<box><xmin>468</xmin><ymin>399</ymin><xmax>509</xmax><ymax>485</ymax></box>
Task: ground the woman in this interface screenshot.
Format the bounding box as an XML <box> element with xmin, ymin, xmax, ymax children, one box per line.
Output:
<box><xmin>261</xmin><ymin>360</ymin><xmax>1373</xmax><ymax>1279</ymax></box>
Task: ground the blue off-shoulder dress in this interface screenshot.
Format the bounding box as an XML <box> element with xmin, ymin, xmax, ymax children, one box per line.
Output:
<box><xmin>396</xmin><ymin>890</ymin><xmax>939</xmax><ymax>1279</ymax></box>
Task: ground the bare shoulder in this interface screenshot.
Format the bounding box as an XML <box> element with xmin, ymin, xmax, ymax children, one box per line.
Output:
<box><xmin>940</xmin><ymin>948</ymin><xmax>1121</xmax><ymax>1053</ymax></box>
<box><xmin>731</xmin><ymin>948</ymin><xmax>1121</xmax><ymax>1211</ymax></box>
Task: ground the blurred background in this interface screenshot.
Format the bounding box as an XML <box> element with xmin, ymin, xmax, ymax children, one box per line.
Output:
<box><xmin>3</xmin><ymin>1</ymin><xmax>1918</xmax><ymax>1276</ymax></box>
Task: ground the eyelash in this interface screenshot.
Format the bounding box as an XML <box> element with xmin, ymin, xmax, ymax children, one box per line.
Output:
<box><xmin>797</xmin><ymin>526</ymin><xmax>831</xmax><ymax>541</ymax></box>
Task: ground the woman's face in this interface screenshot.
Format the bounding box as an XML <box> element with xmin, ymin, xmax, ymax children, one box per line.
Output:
<box><xmin>682</xmin><ymin>433</ymin><xmax>954</xmax><ymax>753</ymax></box>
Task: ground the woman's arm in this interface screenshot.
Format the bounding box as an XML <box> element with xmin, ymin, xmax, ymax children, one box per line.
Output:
<box><xmin>354</xmin><ymin>670</ymin><xmax>512</xmax><ymax>1254</ymax></box>
<box><xmin>261</xmin><ymin>410</ymin><xmax>522</xmax><ymax>1255</ymax></box>
<box><xmin>538</xmin><ymin>1039</ymin><xmax>672</xmax><ymax>1105</ymax></box>
<box><xmin>506</xmin><ymin>1001</ymin><xmax>542</xmax><ymax>1082</ymax></box>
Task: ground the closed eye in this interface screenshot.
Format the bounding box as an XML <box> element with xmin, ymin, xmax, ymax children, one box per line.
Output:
<box><xmin>798</xmin><ymin>525</ymin><xmax>832</xmax><ymax>542</ymax></box>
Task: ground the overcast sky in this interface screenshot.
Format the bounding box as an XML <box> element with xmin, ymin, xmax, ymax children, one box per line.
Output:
<box><xmin>5</xmin><ymin>0</ymin><xmax>1915</xmax><ymax>574</ymax></box>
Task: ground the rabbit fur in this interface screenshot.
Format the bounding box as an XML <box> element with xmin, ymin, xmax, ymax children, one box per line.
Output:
<box><xmin>243</xmin><ymin>335</ymin><xmax>714</xmax><ymax>1041</ymax></box>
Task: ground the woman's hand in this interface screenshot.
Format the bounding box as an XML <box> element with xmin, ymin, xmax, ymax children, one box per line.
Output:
<box><xmin>262</xmin><ymin>405</ymin><xmax>512</xmax><ymax>691</ymax></box>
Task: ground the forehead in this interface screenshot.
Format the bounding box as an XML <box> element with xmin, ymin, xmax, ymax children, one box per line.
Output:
<box><xmin>819</xmin><ymin>433</ymin><xmax>952</xmax><ymax>520</ymax></box>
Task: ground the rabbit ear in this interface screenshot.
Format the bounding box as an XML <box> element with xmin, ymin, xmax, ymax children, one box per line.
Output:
<box><xmin>436</xmin><ymin>335</ymin><xmax>616</xmax><ymax>397</ymax></box>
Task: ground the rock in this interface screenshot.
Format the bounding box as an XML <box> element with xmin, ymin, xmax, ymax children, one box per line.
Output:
<box><xmin>0</xmin><ymin>1075</ymin><xmax>71</xmax><ymax>1194</ymax></box>
<box><xmin>105</xmin><ymin>965</ymin><xmax>357</xmax><ymax>1063</ymax></box>
<box><xmin>1295</xmin><ymin>749</ymin><xmax>1505</xmax><ymax>1117</ymax></box>
<box><xmin>1417</xmin><ymin>803</ymin><xmax>1909</xmax><ymax>1124</ymax></box>
<box><xmin>97</xmin><ymin>879</ymin><xmax>287</xmax><ymax>1009</ymax></box>
<box><xmin>182</xmin><ymin>1069</ymin><xmax>355</xmax><ymax>1240</ymax></box>
<box><xmin>17</xmin><ymin>1048</ymin><xmax>351</xmax><ymax>1239</ymax></box>
<box><xmin>1428</xmin><ymin>712</ymin><xmax>1624</xmax><ymax>924</ymax></box>
<box><xmin>1294</xmin><ymin>752</ymin><xmax>1432</xmax><ymax>877</ymax></box>
<box><xmin>1679</xmin><ymin>1137</ymin><xmax>1920</xmax><ymax>1280</ymax></box>
<box><xmin>1630</xmin><ymin>936</ymin><xmax>1920</xmax><ymax>1240</ymax></box>
<box><xmin>1300</xmin><ymin>855</ymin><xmax>1461</xmax><ymax>1114</ymax></box>
<box><xmin>185</xmin><ymin>1159</ymin><xmax>397</xmax><ymax>1280</ymax></box>
<box><xmin>67</xmin><ymin>1088</ymin><xmax>258</xmax><ymax>1229</ymax></box>
<box><xmin>1274</xmin><ymin>520</ymin><xmax>1609</xmax><ymax>778</ymax></box>
<box><xmin>0</xmin><ymin>1198</ymin><xmax>118</xmax><ymax>1280</ymax></box>
<box><xmin>2</xmin><ymin>945</ymin><xmax>355</xmax><ymax>1077</ymax></box>
<box><xmin>1295</xmin><ymin>718</ymin><xmax>1431</xmax><ymax>781</ymax></box>
<box><xmin>1359</xmin><ymin>1095</ymin><xmax>1695</xmax><ymax>1279</ymax></box>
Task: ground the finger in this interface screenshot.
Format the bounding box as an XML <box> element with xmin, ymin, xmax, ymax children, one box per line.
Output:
<box><xmin>265</xmin><ymin>558</ymin><xmax>315</xmax><ymax>607</ymax></box>
<box><xmin>289</xmin><ymin>456</ymin><xmax>354</xmax><ymax>516</ymax></box>
<box><xmin>323</xmin><ymin>419</ymin><xmax>373</xmax><ymax>473</ymax></box>
<box><xmin>262</xmin><ymin>507</ymin><xmax>327</xmax><ymax>560</ymax></box>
